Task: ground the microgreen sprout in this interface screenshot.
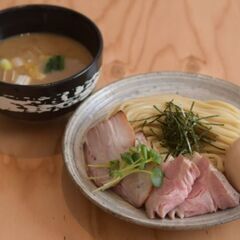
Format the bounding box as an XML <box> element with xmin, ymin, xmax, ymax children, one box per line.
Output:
<box><xmin>88</xmin><ymin>144</ymin><xmax>164</xmax><ymax>192</ymax></box>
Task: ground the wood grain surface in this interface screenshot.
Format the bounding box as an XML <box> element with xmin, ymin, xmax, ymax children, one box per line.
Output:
<box><xmin>0</xmin><ymin>0</ymin><xmax>239</xmax><ymax>239</ymax></box>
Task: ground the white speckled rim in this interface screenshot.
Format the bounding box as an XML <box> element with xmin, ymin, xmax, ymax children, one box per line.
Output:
<box><xmin>63</xmin><ymin>72</ymin><xmax>240</xmax><ymax>230</ymax></box>
<box><xmin>0</xmin><ymin>70</ymin><xmax>101</xmax><ymax>113</ymax></box>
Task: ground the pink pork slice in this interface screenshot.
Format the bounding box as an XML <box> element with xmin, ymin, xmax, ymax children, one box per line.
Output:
<box><xmin>209</xmin><ymin>163</ymin><xmax>240</xmax><ymax>210</ymax></box>
<box><xmin>114</xmin><ymin>132</ymin><xmax>153</xmax><ymax>208</ymax></box>
<box><xmin>169</xmin><ymin>154</ymin><xmax>240</xmax><ymax>219</ymax></box>
<box><xmin>145</xmin><ymin>156</ymin><xmax>200</xmax><ymax>219</ymax></box>
<box><xmin>114</xmin><ymin>171</ymin><xmax>153</xmax><ymax>208</ymax></box>
<box><xmin>84</xmin><ymin>111</ymin><xmax>135</xmax><ymax>186</ymax></box>
<box><xmin>169</xmin><ymin>154</ymin><xmax>216</xmax><ymax>219</ymax></box>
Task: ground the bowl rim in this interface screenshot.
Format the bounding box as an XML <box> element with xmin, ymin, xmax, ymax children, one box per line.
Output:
<box><xmin>0</xmin><ymin>4</ymin><xmax>103</xmax><ymax>89</ymax></box>
<box><xmin>63</xmin><ymin>71</ymin><xmax>240</xmax><ymax>230</ymax></box>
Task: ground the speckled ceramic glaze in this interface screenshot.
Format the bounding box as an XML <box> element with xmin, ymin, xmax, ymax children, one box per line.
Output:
<box><xmin>63</xmin><ymin>72</ymin><xmax>240</xmax><ymax>230</ymax></box>
<box><xmin>0</xmin><ymin>5</ymin><xmax>103</xmax><ymax>120</ymax></box>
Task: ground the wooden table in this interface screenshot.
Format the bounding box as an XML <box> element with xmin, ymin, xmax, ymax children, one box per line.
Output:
<box><xmin>0</xmin><ymin>0</ymin><xmax>239</xmax><ymax>239</ymax></box>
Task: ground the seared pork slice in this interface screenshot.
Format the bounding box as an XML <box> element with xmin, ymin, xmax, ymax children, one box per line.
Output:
<box><xmin>145</xmin><ymin>156</ymin><xmax>200</xmax><ymax>218</ymax></box>
<box><xmin>169</xmin><ymin>182</ymin><xmax>216</xmax><ymax>219</ymax></box>
<box><xmin>114</xmin><ymin>132</ymin><xmax>152</xmax><ymax>207</ymax></box>
<box><xmin>84</xmin><ymin>111</ymin><xmax>135</xmax><ymax>186</ymax></box>
<box><xmin>169</xmin><ymin>154</ymin><xmax>239</xmax><ymax>219</ymax></box>
<box><xmin>114</xmin><ymin>171</ymin><xmax>152</xmax><ymax>207</ymax></box>
<box><xmin>169</xmin><ymin>156</ymin><xmax>216</xmax><ymax>219</ymax></box>
<box><xmin>209</xmin><ymin>164</ymin><xmax>240</xmax><ymax>209</ymax></box>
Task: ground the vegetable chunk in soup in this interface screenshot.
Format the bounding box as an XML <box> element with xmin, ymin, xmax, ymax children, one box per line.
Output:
<box><xmin>0</xmin><ymin>33</ymin><xmax>92</xmax><ymax>85</ymax></box>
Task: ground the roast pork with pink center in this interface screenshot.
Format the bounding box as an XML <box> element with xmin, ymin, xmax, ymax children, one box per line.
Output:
<box><xmin>145</xmin><ymin>156</ymin><xmax>200</xmax><ymax>218</ymax></box>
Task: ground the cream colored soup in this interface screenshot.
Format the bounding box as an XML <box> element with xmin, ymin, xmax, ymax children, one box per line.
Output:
<box><xmin>0</xmin><ymin>33</ymin><xmax>92</xmax><ymax>85</ymax></box>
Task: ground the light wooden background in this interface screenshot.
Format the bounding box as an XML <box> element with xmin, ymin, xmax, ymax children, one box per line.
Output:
<box><xmin>0</xmin><ymin>0</ymin><xmax>239</xmax><ymax>239</ymax></box>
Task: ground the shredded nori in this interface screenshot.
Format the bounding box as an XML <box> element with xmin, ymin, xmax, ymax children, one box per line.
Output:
<box><xmin>132</xmin><ymin>101</ymin><xmax>225</xmax><ymax>157</ymax></box>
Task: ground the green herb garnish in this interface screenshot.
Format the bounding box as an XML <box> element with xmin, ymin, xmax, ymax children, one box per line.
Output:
<box><xmin>88</xmin><ymin>144</ymin><xmax>164</xmax><ymax>192</ymax></box>
<box><xmin>132</xmin><ymin>101</ymin><xmax>225</xmax><ymax>157</ymax></box>
<box><xmin>151</xmin><ymin>168</ymin><xmax>163</xmax><ymax>188</ymax></box>
<box><xmin>44</xmin><ymin>55</ymin><xmax>65</xmax><ymax>73</ymax></box>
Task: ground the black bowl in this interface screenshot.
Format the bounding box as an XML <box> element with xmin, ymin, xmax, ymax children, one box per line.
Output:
<box><xmin>0</xmin><ymin>4</ymin><xmax>103</xmax><ymax>120</ymax></box>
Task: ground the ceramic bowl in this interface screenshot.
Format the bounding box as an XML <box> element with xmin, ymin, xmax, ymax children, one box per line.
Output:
<box><xmin>0</xmin><ymin>4</ymin><xmax>103</xmax><ymax>120</ymax></box>
<box><xmin>63</xmin><ymin>72</ymin><xmax>240</xmax><ymax>230</ymax></box>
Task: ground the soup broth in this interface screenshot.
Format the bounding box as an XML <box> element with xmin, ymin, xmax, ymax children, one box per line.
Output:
<box><xmin>0</xmin><ymin>33</ymin><xmax>93</xmax><ymax>85</ymax></box>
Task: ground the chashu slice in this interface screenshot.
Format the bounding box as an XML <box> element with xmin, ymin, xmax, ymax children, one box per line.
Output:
<box><xmin>169</xmin><ymin>154</ymin><xmax>216</xmax><ymax>219</ymax></box>
<box><xmin>169</xmin><ymin>153</ymin><xmax>239</xmax><ymax>219</ymax></box>
<box><xmin>145</xmin><ymin>156</ymin><xmax>200</xmax><ymax>219</ymax></box>
<box><xmin>84</xmin><ymin>111</ymin><xmax>135</xmax><ymax>187</ymax></box>
<box><xmin>114</xmin><ymin>132</ymin><xmax>153</xmax><ymax>208</ymax></box>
